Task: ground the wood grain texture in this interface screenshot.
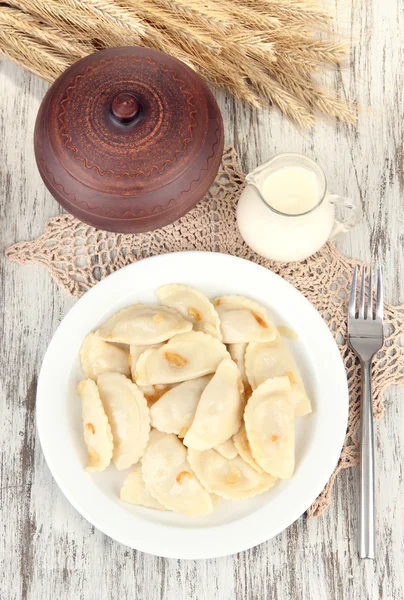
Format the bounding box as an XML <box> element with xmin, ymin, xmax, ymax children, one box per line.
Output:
<box><xmin>0</xmin><ymin>0</ymin><xmax>403</xmax><ymax>598</ymax></box>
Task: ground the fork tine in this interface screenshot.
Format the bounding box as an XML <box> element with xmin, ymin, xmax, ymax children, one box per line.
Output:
<box><xmin>349</xmin><ymin>265</ymin><xmax>357</xmax><ymax>318</ymax></box>
<box><xmin>359</xmin><ymin>265</ymin><xmax>366</xmax><ymax>319</ymax></box>
<box><xmin>376</xmin><ymin>264</ymin><xmax>384</xmax><ymax>320</ymax></box>
<box><xmin>368</xmin><ymin>266</ymin><xmax>373</xmax><ymax>319</ymax></box>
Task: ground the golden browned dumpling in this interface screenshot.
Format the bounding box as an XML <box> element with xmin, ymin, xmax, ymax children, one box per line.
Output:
<box><xmin>77</xmin><ymin>379</ymin><xmax>113</xmax><ymax>472</ymax></box>
<box><xmin>97</xmin><ymin>373</ymin><xmax>150</xmax><ymax>470</ymax></box>
<box><xmin>244</xmin><ymin>376</ymin><xmax>295</xmax><ymax>479</ymax></box>
<box><xmin>120</xmin><ymin>465</ymin><xmax>166</xmax><ymax>511</ymax></box>
<box><xmin>141</xmin><ymin>431</ymin><xmax>214</xmax><ymax>516</ymax></box>
<box><xmin>183</xmin><ymin>359</ymin><xmax>244</xmax><ymax>450</ymax></box>
<box><xmin>187</xmin><ymin>448</ymin><xmax>277</xmax><ymax>500</ymax></box>
<box><xmin>150</xmin><ymin>376</ymin><xmax>211</xmax><ymax>437</ymax></box>
<box><xmin>157</xmin><ymin>284</ymin><xmax>222</xmax><ymax>339</ymax></box>
<box><xmin>80</xmin><ymin>333</ymin><xmax>130</xmax><ymax>380</ymax></box>
<box><xmin>245</xmin><ymin>336</ymin><xmax>312</xmax><ymax>416</ymax></box>
<box><xmin>135</xmin><ymin>331</ymin><xmax>229</xmax><ymax>385</ymax></box>
<box><xmin>213</xmin><ymin>295</ymin><xmax>277</xmax><ymax>343</ymax></box>
<box><xmin>95</xmin><ymin>304</ymin><xmax>192</xmax><ymax>345</ymax></box>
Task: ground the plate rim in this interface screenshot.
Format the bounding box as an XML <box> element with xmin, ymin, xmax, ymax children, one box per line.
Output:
<box><xmin>37</xmin><ymin>251</ymin><xmax>349</xmax><ymax>559</ymax></box>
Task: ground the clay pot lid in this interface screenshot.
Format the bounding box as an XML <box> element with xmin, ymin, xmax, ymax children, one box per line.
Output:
<box><xmin>34</xmin><ymin>46</ymin><xmax>224</xmax><ymax>233</ymax></box>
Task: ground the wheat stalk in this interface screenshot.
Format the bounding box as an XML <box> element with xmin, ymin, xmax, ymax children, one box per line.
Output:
<box><xmin>0</xmin><ymin>26</ymin><xmax>70</xmax><ymax>81</ymax></box>
<box><xmin>6</xmin><ymin>0</ymin><xmax>143</xmax><ymax>46</ymax></box>
<box><xmin>271</xmin><ymin>58</ymin><xmax>357</xmax><ymax>122</ymax></box>
<box><xmin>0</xmin><ymin>7</ymin><xmax>93</xmax><ymax>59</ymax></box>
<box><xmin>0</xmin><ymin>0</ymin><xmax>355</xmax><ymax>125</ymax></box>
<box><xmin>240</xmin><ymin>0</ymin><xmax>333</xmax><ymax>24</ymax></box>
<box><xmin>141</xmin><ymin>22</ymin><xmax>262</xmax><ymax>105</ymax></box>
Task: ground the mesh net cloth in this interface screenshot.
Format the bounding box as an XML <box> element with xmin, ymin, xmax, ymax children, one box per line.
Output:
<box><xmin>7</xmin><ymin>146</ymin><xmax>404</xmax><ymax>518</ymax></box>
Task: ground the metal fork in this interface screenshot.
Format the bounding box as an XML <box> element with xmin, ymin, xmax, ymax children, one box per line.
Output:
<box><xmin>348</xmin><ymin>265</ymin><xmax>384</xmax><ymax>560</ymax></box>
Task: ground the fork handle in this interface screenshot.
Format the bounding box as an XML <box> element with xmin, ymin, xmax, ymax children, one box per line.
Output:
<box><xmin>359</xmin><ymin>359</ymin><xmax>375</xmax><ymax>559</ymax></box>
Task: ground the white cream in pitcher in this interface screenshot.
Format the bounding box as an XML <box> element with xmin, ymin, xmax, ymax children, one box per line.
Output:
<box><xmin>261</xmin><ymin>165</ymin><xmax>319</xmax><ymax>215</ymax></box>
<box><xmin>237</xmin><ymin>153</ymin><xmax>360</xmax><ymax>263</ymax></box>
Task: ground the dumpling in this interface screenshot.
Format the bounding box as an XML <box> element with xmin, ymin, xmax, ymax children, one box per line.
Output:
<box><xmin>214</xmin><ymin>438</ymin><xmax>238</xmax><ymax>460</ymax></box>
<box><xmin>97</xmin><ymin>373</ymin><xmax>150</xmax><ymax>470</ymax></box>
<box><xmin>244</xmin><ymin>335</ymin><xmax>312</xmax><ymax>416</ymax></box>
<box><xmin>129</xmin><ymin>345</ymin><xmax>174</xmax><ymax>407</ymax></box>
<box><xmin>135</xmin><ymin>331</ymin><xmax>230</xmax><ymax>385</ymax></box>
<box><xmin>188</xmin><ymin>448</ymin><xmax>277</xmax><ymax>500</ymax></box>
<box><xmin>212</xmin><ymin>295</ymin><xmax>277</xmax><ymax>343</ymax></box>
<box><xmin>141</xmin><ymin>384</ymin><xmax>173</xmax><ymax>407</ymax></box>
<box><xmin>233</xmin><ymin>422</ymin><xmax>263</xmax><ymax>473</ymax></box>
<box><xmin>120</xmin><ymin>464</ymin><xmax>166</xmax><ymax>511</ymax></box>
<box><xmin>227</xmin><ymin>342</ymin><xmax>252</xmax><ymax>399</ymax></box>
<box><xmin>95</xmin><ymin>304</ymin><xmax>192</xmax><ymax>345</ymax></box>
<box><xmin>80</xmin><ymin>333</ymin><xmax>130</xmax><ymax>380</ymax></box>
<box><xmin>129</xmin><ymin>343</ymin><xmax>162</xmax><ymax>382</ymax></box>
<box><xmin>150</xmin><ymin>376</ymin><xmax>211</xmax><ymax>437</ymax></box>
<box><xmin>183</xmin><ymin>359</ymin><xmax>244</xmax><ymax>450</ymax></box>
<box><xmin>244</xmin><ymin>376</ymin><xmax>295</xmax><ymax>479</ymax></box>
<box><xmin>227</xmin><ymin>343</ymin><xmax>247</xmax><ymax>383</ymax></box>
<box><xmin>77</xmin><ymin>379</ymin><xmax>113</xmax><ymax>471</ymax></box>
<box><xmin>156</xmin><ymin>284</ymin><xmax>222</xmax><ymax>339</ymax></box>
<box><xmin>141</xmin><ymin>431</ymin><xmax>214</xmax><ymax>515</ymax></box>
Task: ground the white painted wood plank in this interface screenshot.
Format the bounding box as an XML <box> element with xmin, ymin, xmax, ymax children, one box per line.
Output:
<box><xmin>0</xmin><ymin>0</ymin><xmax>403</xmax><ymax>598</ymax></box>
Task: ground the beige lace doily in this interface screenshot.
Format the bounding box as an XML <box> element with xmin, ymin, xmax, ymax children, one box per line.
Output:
<box><xmin>7</xmin><ymin>147</ymin><xmax>404</xmax><ymax>518</ymax></box>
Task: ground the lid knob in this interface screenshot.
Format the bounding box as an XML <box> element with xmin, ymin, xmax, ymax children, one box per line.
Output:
<box><xmin>111</xmin><ymin>92</ymin><xmax>141</xmax><ymax>123</ymax></box>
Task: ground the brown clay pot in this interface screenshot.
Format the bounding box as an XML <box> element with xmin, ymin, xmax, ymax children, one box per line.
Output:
<box><xmin>34</xmin><ymin>46</ymin><xmax>224</xmax><ymax>233</ymax></box>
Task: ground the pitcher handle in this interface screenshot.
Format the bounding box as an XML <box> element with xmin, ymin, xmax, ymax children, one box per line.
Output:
<box><xmin>328</xmin><ymin>194</ymin><xmax>362</xmax><ymax>241</ymax></box>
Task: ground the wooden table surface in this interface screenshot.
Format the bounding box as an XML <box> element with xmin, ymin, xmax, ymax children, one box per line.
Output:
<box><xmin>1</xmin><ymin>1</ymin><xmax>403</xmax><ymax>598</ymax></box>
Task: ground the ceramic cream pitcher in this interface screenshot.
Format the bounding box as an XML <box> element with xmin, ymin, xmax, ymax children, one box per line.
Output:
<box><xmin>237</xmin><ymin>153</ymin><xmax>361</xmax><ymax>263</ymax></box>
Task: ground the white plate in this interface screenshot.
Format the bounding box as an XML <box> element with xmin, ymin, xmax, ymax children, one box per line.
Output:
<box><xmin>37</xmin><ymin>252</ymin><xmax>348</xmax><ymax>559</ymax></box>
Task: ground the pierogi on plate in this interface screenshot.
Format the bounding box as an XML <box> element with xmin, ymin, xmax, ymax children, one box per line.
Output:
<box><xmin>156</xmin><ymin>284</ymin><xmax>222</xmax><ymax>339</ymax></box>
<box><xmin>76</xmin><ymin>286</ymin><xmax>311</xmax><ymax>516</ymax></box>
